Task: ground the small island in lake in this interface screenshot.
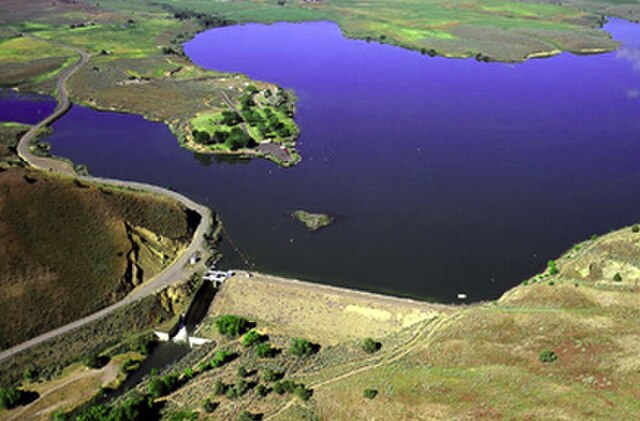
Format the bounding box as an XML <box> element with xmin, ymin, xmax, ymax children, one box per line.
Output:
<box><xmin>291</xmin><ymin>210</ymin><xmax>334</xmax><ymax>231</ymax></box>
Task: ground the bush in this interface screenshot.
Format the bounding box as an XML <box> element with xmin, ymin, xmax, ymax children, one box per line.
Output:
<box><xmin>539</xmin><ymin>349</ymin><xmax>558</xmax><ymax>363</ymax></box>
<box><xmin>547</xmin><ymin>260</ymin><xmax>559</xmax><ymax>275</ymax></box>
<box><xmin>262</xmin><ymin>368</ymin><xmax>277</xmax><ymax>382</ymax></box>
<box><xmin>289</xmin><ymin>338</ymin><xmax>315</xmax><ymax>357</ymax></box>
<box><xmin>255</xmin><ymin>342</ymin><xmax>276</xmax><ymax>358</ymax></box>
<box><xmin>203</xmin><ymin>399</ymin><xmax>218</xmax><ymax>413</ymax></box>
<box><xmin>363</xmin><ymin>388</ymin><xmax>378</xmax><ymax>399</ymax></box>
<box><xmin>209</xmin><ymin>350</ymin><xmax>235</xmax><ymax>368</ymax></box>
<box><xmin>215</xmin><ymin>315</ymin><xmax>250</xmax><ymax>338</ymax></box>
<box><xmin>614</xmin><ymin>273</ymin><xmax>623</xmax><ymax>282</ymax></box>
<box><xmin>84</xmin><ymin>353</ymin><xmax>109</xmax><ymax>369</ymax></box>
<box><xmin>293</xmin><ymin>384</ymin><xmax>313</xmax><ymax>401</ymax></box>
<box><xmin>361</xmin><ymin>338</ymin><xmax>381</xmax><ymax>354</ymax></box>
<box><xmin>23</xmin><ymin>367</ymin><xmax>38</xmax><ymax>382</ymax></box>
<box><xmin>213</xmin><ymin>380</ymin><xmax>226</xmax><ymax>396</ymax></box>
<box><xmin>256</xmin><ymin>384</ymin><xmax>269</xmax><ymax>397</ymax></box>
<box><xmin>238</xmin><ymin>411</ymin><xmax>260</xmax><ymax>421</ymax></box>
<box><xmin>632</xmin><ymin>224</ymin><xmax>639</xmax><ymax>233</ymax></box>
<box><xmin>0</xmin><ymin>387</ymin><xmax>24</xmax><ymax>409</ymax></box>
<box><xmin>242</xmin><ymin>329</ymin><xmax>264</xmax><ymax>347</ymax></box>
<box><xmin>237</xmin><ymin>365</ymin><xmax>248</xmax><ymax>377</ymax></box>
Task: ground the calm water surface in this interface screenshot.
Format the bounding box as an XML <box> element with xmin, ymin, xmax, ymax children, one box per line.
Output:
<box><xmin>10</xmin><ymin>19</ymin><xmax>640</xmax><ymax>302</ymax></box>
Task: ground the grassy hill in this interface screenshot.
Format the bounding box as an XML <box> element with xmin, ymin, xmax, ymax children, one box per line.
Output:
<box><xmin>0</xmin><ymin>160</ymin><xmax>196</xmax><ymax>349</ymax></box>
<box><xmin>95</xmin><ymin>224</ymin><xmax>639</xmax><ymax>420</ymax></box>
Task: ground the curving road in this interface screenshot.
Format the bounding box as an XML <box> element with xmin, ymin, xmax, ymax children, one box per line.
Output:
<box><xmin>0</xmin><ymin>44</ymin><xmax>213</xmax><ymax>363</ymax></box>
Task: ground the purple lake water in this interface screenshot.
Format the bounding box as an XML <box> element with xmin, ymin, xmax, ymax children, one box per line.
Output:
<box><xmin>3</xmin><ymin>18</ymin><xmax>640</xmax><ymax>302</ymax></box>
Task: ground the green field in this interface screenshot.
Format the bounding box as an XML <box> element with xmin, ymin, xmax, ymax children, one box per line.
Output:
<box><xmin>92</xmin><ymin>0</ymin><xmax>640</xmax><ymax>61</ymax></box>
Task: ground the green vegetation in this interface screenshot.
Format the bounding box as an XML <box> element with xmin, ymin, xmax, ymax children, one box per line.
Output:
<box><xmin>289</xmin><ymin>338</ymin><xmax>316</xmax><ymax>357</ymax></box>
<box><xmin>538</xmin><ymin>348</ymin><xmax>558</xmax><ymax>363</ymax></box>
<box><xmin>363</xmin><ymin>388</ymin><xmax>378</xmax><ymax>399</ymax></box>
<box><xmin>0</xmin><ymin>386</ymin><xmax>25</xmax><ymax>410</ymax></box>
<box><xmin>255</xmin><ymin>342</ymin><xmax>277</xmax><ymax>358</ymax></box>
<box><xmin>291</xmin><ymin>210</ymin><xmax>334</xmax><ymax>232</ymax></box>
<box><xmin>362</xmin><ymin>337</ymin><xmax>382</xmax><ymax>354</ymax></box>
<box><xmin>92</xmin><ymin>0</ymin><xmax>637</xmax><ymax>62</ymax></box>
<box><xmin>613</xmin><ymin>272</ymin><xmax>622</xmax><ymax>282</ymax></box>
<box><xmin>215</xmin><ymin>315</ymin><xmax>250</xmax><ymax>338</ymax></box>
<box><xmin>632</xmin><ymin>224</ymin><xmax>640</xmax><ymax>233</ymax></box>
<box><xmin>242</xmin><ymin>329</ymin><xmax>265</xmax><ymax>347</ymax></box>
<box><xmin>547</xmin><ymin>259</ymin><xmax>559</xmax><ymax>275</ymax></box>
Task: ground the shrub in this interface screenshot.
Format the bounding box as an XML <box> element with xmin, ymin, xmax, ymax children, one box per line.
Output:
<box><xmin>289</xmin><ymin>338</ymin><xmax>315</xmax><ymax>357</ymax></box>
<box><xmin>221</xmin><ymin>110</ymin><xmax>242</xmax><ymax>126</ymax></box>
<box><xmin>84</xmin><ymin>353</ymin><xmax>109</xmax><ymax>369</ymax></box>
<box><xmin>255</xmin><ymin>342</ymin><xmax>276</xmax><ymax>358</ymax></box>
<box><xmin>215</xmin><ymin>315</ymin><xmax>250</xmax><ymax>338</ymax></box>
<box><xmin>256</xmin><ymin>384</ymin><xmax>269</xmax><ymax>397</ymax></box>
<box><xmin>633</xmin><ymin>224</ymin><xmax>640</xmax><ymax>233</ymax></box>
<box><xmin>213</xmin><ymin>380</ymin><xmax>226</xmax><ymax>396</ymax></box>
<box><xmin>294</xmin><ymin>384</ymin><xmax>313</xmax><ymax>401</ymax></box>
<box><xmin>209</xmin><ymin>350</ymin><xmax>235</xmax><ymax>368</ymax></box>
<box><xmin>238</xmin><ymin>411</ymin><xmax>260</xmax><ymax>421</ymax></box>
<box><xmin>23</xmin><ymin>367</ymin><xmax>38</xmax><ymax>382</ymax></box>
<box><xmin>614</xmin><ymin>273</ymin><xmax>623</xmax><ymax>282</ymax></box>
<box><xmin>363</xmin><ymin>388</ymin><xmax>378</xmax><ymax>399</ymax></box>
<box><xmin>235</xmin><ymin>380</ymin><xmax>250</xmax><ymax>397</ymax></box>
<box><xmin>183</xmin><ymin>367</ymin><xmax>194</xmax><ymax>379</ymax></box>
<box><xmin>539</xmin><ymin>349</ymin><xmax>558</xmax><ymax>363</ymax></box>
<box><xmin>237</xmin><ymin>365</ymin><xmax>248</xmax><ymax>377</ymax></box>
<box><xmin>262</xmin><ymin>368</ymin><xmax>277</xmax><ymax>382</ymax></box>
<box><xmin>203</xmin><ymin>399</ymin><xmax>218</xmax><ymax>413</ymax></box>
<box><xmin>361</xmin><ymin>338</ymin><xmax>381</xmax><ymax>354</ymax></box>
<box><xmin>242</xmin><ymin>329</ymin><xmax>264</xmax><ymax>347</ymax></box>
<box><xmin>547</xmin><ymin>260</ymin><xmax>559</xmax><ymax>275</ymax></box>
<box><xmin>0</xmin><ymin>387</ymin><xmax>24</xmax><ymax>409</ymax></box>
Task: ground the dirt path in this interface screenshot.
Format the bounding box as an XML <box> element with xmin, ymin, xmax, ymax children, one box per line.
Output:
<box><xmin>264</xmin><ymin>311</ymin><xmax>466</xmax><ymax>420</ymax></box>
<box><xmin>0</xmin><ymin>42</ymin><xmax>213</xmax><ymax>363</ymax></box>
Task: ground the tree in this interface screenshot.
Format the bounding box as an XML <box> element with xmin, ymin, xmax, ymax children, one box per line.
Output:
<box><xmin>242</xmin><ymin>329</ymin><xmax>264</xmax><ymax>347</ymax></box>
<box><xmin>539</xmin><ymin>349</ymin><xmax>558</xmax><ymax>363</ymax></box>
<box><xmin>221</xmin><ymin>110</ymin><xmax>242</xmax><ymax>126</ymax></box>
<box><xmin>209</xmin><ymin>350</ymin><xmax>235</xmax><ymax>368</ymax></box>
<box><xmin>289</xmin><ymin>338</ymin><xmax>315</xmax><ymax>357</ymax></box>
<box><xmin>0</xmin><ymin>387</ymin><xmax>24</xmax><ymax>410</ymax></box>
<box><xmin>262</xmin><ymin>368</ymin><xmax>277</xmax><ymax>382</ymax></box>
<box><xmin>213</xmin><ymin>380</ymin><xmax>226</xmax><ymax>396</ymax></box>
<box><xmin>256</xmin><ymin>384</ymin><xmax>269</xmax><ymax>397</ymax></box>
<box><xmin>203</xmin><ymin>399</ymin><xmax>218</xmax><ymax>413</ymax></box>
<box><xmin>255</xmin><ymin>342</ymin><xmax>276</xmax><ymax>358</ymax></box>
<box><xmin>361</xmin><ymin>338</ymin><xmax>381</xmax><ymax>354</ymax></box>
<box><xmin>237</xmin><ymin>365</ymin><xmax>248</xmax><ymax>377</ymax></box>
<box><xmin>238</xmin><ymin>411</ymin><xmax>260</xmax><ymax>421</ymax></box>
<box><xmin>364</xmin><ymin>388</ymin><xmax>378</xmax><ymax>399</ymax></box>
<box><xmin>632</xmin><ymin>224</ymin><xmax>640</xmax><ymax>233</ymax></box>
<box><xmin>614</xmin><ymin>273</ymin><xmax>623</xmax><ymax>282</ymax></box>
<box><xmin>23</xmin><ymin>367</ymin><xmax>38</xmax><ymax>382</ymax></box>
<box><xmin>192</xmin><ymin>129</ymin><xmax>211</xmax><ymax>145</ymax></box>
<box><xmin>215</xmin><ymin>315</ymin><xmax>250</xmax><ymax>337</ymax></box>
<box><xmin>547</xmin><ymin>260</ymin><xmax>559</xmax><ymax>275</ymax></box>
<box><xmin>294</xmin><ymin>384</ymin><xmax>313</xmax><ymax>401</ymax></box>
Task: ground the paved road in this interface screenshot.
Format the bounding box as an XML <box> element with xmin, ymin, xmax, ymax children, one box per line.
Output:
<box><xmin>0</xmin><ymin>44</ymin><xmax>213</xmax><ymax>363</ymax></box>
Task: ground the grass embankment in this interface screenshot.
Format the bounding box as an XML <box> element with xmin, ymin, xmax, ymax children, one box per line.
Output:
<box><xmin>95</xmin><ymin>0</ymin><xmax>640</xmax><ymax>62</ymax></box>
<box><xmin>0</xmin><ymin>0</ymin><xmax>302</xmax><ymax>166</ymax></box>
<box><xmin>0</xmin><ymin>164</ymin><xmax>196</xmax><ymax>349</ymax></box>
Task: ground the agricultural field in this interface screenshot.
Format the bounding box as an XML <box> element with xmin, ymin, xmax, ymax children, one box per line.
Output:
<box><xmin>0</xmin><ymin>0</ymin><xmax>303</xmax><ymax>165</ymax></box>
<box><xmin>92</xmin><ymin>0</ymin><xmax>640</xmax><ymax>61</ymax></box>
<box><xmin>0</xmin><ymin>163</ymin><xmax>196</xmax><ymax>349</ymax></box>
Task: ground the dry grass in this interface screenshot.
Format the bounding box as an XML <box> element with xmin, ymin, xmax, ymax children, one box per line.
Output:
<box><xmin>0</xmin><ymin>168</ymin><xmax>193</xmax><ymax>349</ymax></box>
<box><xmin>200</xmin><ymin>273</ymin><xmax>450</xmax><ymax>344</ymax></box>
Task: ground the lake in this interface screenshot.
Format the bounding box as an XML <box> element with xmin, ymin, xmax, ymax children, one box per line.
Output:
<box><xmin>5</xmin><ymin>18</ymin><xmax>640</xmax><ymax>302</ymax></box>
